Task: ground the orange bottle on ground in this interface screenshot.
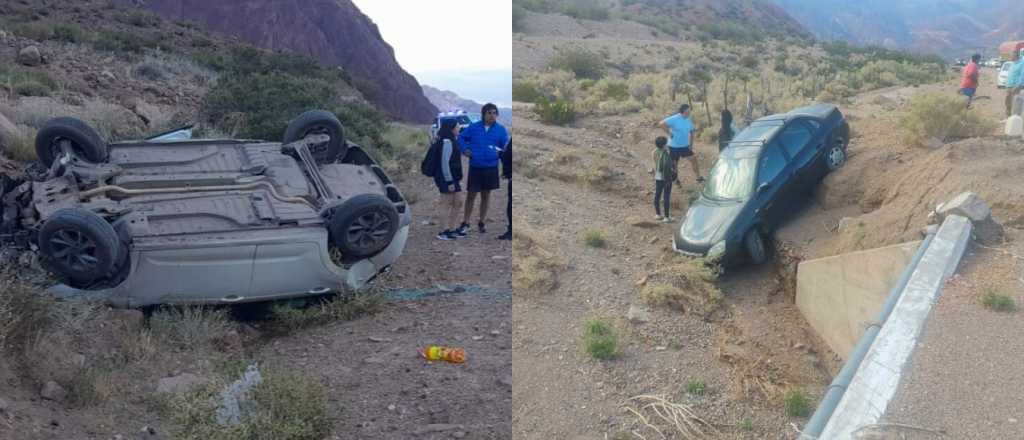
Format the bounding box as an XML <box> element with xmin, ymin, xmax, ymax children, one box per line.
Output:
<box><xmin>420</xmin><ymin>345</ymin><xmax>466</xmax><ymax>363</ymax></box>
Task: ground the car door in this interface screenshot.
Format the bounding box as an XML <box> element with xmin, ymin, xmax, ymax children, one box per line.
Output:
<box><xmin>753</xmin><ymin>140</ymin><xmax>792</xmax><ymax>229</ymax></box>
<box><xmin>777</xmin><ymin>119</ymin><xmax>820</xmax><ymax>188</ymax></box>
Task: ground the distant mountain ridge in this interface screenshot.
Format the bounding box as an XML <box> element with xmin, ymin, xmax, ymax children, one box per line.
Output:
<box><xmin>421</xmin><ymin>85</ymin><xmax>512</xmax><ymax>127</ymax></box>
<box><xmin>771</xmin><ymin>0</ymin><xmax>1024</xmax><ymax>57</ymax></box>
<box><xmin>115</xmin><ymin>0</ymin><xmax>438</xmax><ymax>123</ymax></box>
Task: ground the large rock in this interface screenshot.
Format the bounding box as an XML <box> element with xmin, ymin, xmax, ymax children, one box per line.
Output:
<box><xmin>156</xmin><ymin>373</ymin><xmax>206</xmax><ymax>394</ymax></box>
<box><xmin>16</xmin><ymin>46</ymin><xmax>42</xmax><ymax>66</ymax></box>
<box><xmin>935</xmin><ymin>192</ymin><xmax>1003</xmax><ymax>245</ymax></box>
<box><xmin>626</xmin><ymin>304</ymin><xmax>651</xmax><ymax>324</ymax></box>
<box><xmin>40</xmin><ymin>381</ymin><xmax>66</xmax><ymax>402</ymax></box>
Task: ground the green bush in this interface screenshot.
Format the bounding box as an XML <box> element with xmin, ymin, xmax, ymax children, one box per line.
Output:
<box><xmin>981</xmin><ymin>290</ymin><xmax>1016</xmax><ymax>312</ymax></box>
<box><xmin>536</xmin><ymin>98</ymin><xmax>576</xmax><ymax>126</ymax></box>
<box><xmin>9</xmin><ymin>22</ymin><xmax>52</xmax><ymax>41</ymax></box>
<box><xmin>582</xmin><ymin>319</ymin><xmax>618</xmax><ymax>360</ymax></box>
<box><xmin>563</xmin><ymin>3</ymin><xmax>610</xmax><ymax>21</ymax></box>
<box><xmin>581</xmin><ymin>229</ymin><xmax>607</xmax><ymax>248</ymax></box>
<box><xmin>52</xmin><ymin>24</ymin><xmax>85</xmax><ymax>43</ymax></box>
<box><xmin>202</xmin><ymin>73</ymin><xmax>336</xmax><ymax>141</ymax></box>
<box><xmin>0</xmin><ymin>67</ymin><xmax>57</xmax><ymax>97</ymax></box>
<box><xmin>94</xmin><ymin>30</ymin><xmax>165</xmax><ymax>53</ymax></box>
<box><xmin>593</xmin><ymin>79</ymin><xmax>629</xmax><ymax>101</ymax></box>
<box><xmin>13</xmin><ymin>81</ymin><xmax>51</xmax><ymax>97</ymax></box>
<box><xmin>686</xmin><ymin>379</ymin><xmax>706</xmax><ymax>396</ymax></box>
<box><xmin>549</xmin><ymin>48</ymin><xmax>605</xmax><ymax>80</ymax></box>
<box><xmin>513</xmin><ymin>5</ymin><xmax>526</xmax><ymax>32</ymax></box>
<box><xmin>513</xmin><ymin>80</ymin><xmax>544</xmax><ymax>103</ymax></box>
<box><xmin>784</xmin><ymin>389</ymin><xmax>811</xmax><ymax>417</ymax></box>
<box><xmin>900</xmin><ymin>93</ymin><xmax>994</xmax><ymax>148</ymax></box>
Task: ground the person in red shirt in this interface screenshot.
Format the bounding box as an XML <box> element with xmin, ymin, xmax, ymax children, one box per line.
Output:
<box><xmin>959</xmin><ymin>54</ymin><xmax>981</xmax><ymax>109</ymax></box>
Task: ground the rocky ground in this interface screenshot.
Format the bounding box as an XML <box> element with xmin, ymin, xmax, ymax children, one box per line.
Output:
<box><xmin>0</xmin><ymin>169</ymin><xmax>511</xmax><ymax>439</ymax></box>
<box><xmin>512</xmin><ymin>64</ymin><xmax>1023</xmax><ymax>439</ymax></box>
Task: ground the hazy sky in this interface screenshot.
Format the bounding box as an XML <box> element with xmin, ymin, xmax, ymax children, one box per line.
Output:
<box><xmin>351</xmin><ymin>0</ymin><xmax>512</xmax><ymax>75</ymax></box>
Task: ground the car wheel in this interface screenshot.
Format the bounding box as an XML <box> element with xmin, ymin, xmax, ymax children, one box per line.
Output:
<box><xmin>744</xmin><ymin>228</ymin><xmax>769</xmax><ymax>265</ymax></box>
<box><xmin>326</xmin><ymin>194</ymin><xmax>399</xmax><ymax>259</ymax></box>
<box><xmin>35</xmin><ymin>117</ymin><xmax>108</xmax><ymax>168</ymax></box>
<box><xmin>38</xmin><ymin>208</ymin><xmax>123</xmax><ymax>287</ymax></box>
<box><xmin>283</xmin><ymin>110</ymin><xmax>347</xmax><ymax>164</ymax></box>
<box><xmin>826</xmin><ymin>135</ymin><xmax>847</xmax><ymax>171</ymax></box>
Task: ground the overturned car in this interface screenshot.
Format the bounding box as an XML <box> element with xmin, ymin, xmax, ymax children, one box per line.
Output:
<box><xmin>0</xmin><ymin>110</ymin><xmax>410</xmax><ymax>307</ymax></box>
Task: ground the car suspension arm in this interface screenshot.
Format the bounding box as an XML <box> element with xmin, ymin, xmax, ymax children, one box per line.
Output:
<box><xmin>78</xmin><ymin>181</ymin><xmax>316</xmax><ymax>208</ymax></box>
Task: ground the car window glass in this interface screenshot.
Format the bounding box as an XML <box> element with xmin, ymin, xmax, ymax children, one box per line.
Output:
<box><xmin>778</xmin><ymin>122</ymin><xmax>812</xmax><ymax>157</ymax></box>
<box><xmin>805</xmin><ymin>119</ymin><xmax>820</xmax><ymax>131</ymax></box>
<box><xmin>757</xmin><ymin>143</ymin><xmax>787</xmax><ymax>186</ymax></box>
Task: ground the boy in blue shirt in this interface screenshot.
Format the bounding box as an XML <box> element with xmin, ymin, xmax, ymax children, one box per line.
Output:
<box><xmin>658</xmin><ymin>104</ymin><xmax>703</xmax><ymax>188</ymax></box>
<box><xmin>457</xmin><ymin>103</ymin><xmax>509</xmax><ymax>235</ymax></box>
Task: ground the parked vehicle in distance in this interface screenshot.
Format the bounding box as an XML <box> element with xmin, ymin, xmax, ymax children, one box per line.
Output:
<box><xmin>999</xmin><ymin>40</ymin><xmax>1024</xmax><ymax>62</ymax></box>
<box><xmin>999</xmin><ymin>61</ymin><xmax>1014</xmax><ymax>88</ymax></box>
<box><xmin>429</xmin><ymin>110</ymin><xmax>473</xmax><ymax>143</ymax></box>
<box><xmin>0</xmin><ymin>110</ymin><xmax>411</xmax><ymax>307</ymax></box>
<box><xmin>673</xmin><ymin>104</ymin><xmax>850</xmax><ymax>266</ymax></box>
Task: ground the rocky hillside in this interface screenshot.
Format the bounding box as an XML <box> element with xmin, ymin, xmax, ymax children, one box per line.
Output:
<box><xmin>773</xmin><ymin>0</ymin><xmax>1024</xmax><ymax>57</ymax></box>
<box><xmin>115</xmin><ymin>0</ymin><xmax>438</xmax><ymax>123</ymax></box>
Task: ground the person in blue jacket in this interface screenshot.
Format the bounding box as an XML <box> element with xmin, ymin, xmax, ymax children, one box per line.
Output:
<box><xmin>456</xmin><ymin>103</ymin><xmax>509</xmax><ymax>235</ymax></box>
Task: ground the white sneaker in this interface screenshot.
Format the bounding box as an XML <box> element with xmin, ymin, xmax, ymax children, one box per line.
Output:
<box><xmin>662</xmin><ymin>216</ymin><xmax>675</xmax><ymax>223</ymax></box>
<box><xmin>654</xmin><ymin>215</ymin><xmax>664</xmax><ymax>221</ymax></box>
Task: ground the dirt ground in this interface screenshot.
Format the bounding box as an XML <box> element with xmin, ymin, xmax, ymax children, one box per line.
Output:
<box><xmin>0</xmin><ymin>175</ymin><xmax>512</xmax><ymax>440</ymax></box>
<box><xmin>512</xmin><ymin>64</ymin><xmax>1023</xmax><ymax>439</ymax></box>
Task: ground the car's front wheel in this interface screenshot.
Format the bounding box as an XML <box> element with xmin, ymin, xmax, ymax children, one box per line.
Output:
<box><xmin>283</xmin><ymin>110</ymin><xmax>347</xmax><ymax>164</ymax></box>
<box><xmin>35</xmin><ymin>117</ymin><xmax>109</xmax><ymax>168</ymax></box>
<box><xmin>744</xmin><ymin>228</ymin><xmax>770</xmax><ymax>265</ymax></box>
<box><xmin>326</xmin><ymin>194</ymin><xmax>400</xmax><ymax>259</ymax></box>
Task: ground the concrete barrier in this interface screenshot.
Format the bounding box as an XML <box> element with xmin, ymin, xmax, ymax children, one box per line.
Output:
<box><xmin>796</xmin><ymin>241</ymin><xmax>921</xmax><ymax>360</ymax></box>
<box><xmin>819</xmin><ymin>214</ymin><xmax>972</xmax><ymax>439</ymax></box>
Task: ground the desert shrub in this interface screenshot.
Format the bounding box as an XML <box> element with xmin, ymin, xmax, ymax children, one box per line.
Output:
<box><xmin>596</xmin><ymin>99</ymin><xmax>643</xmax><ymax>115</ymax></box>
<box><xmin>512</xmin><ymin>5</ymin><xmax>526</xmax><ymax>32</ymax></box>
<box><xmin>739</xmin><ymin>54</ymin><xmax>759</xmax><ymax>69</ymax></box>
<box><xmin>629</xmin><ymin>82</ymin><xmax>654</xmax><ymax>103</ymax></box>
<box><xmin>532</xmin><ymin>70</ymin><xmax>580</xmax><ymax>101</ymax></box>
<box><xmin>900</xmin><ymin>93</ymin><xmax>994</xmax><ymax>148</ymax></box>
<box><xmin>686</xmin><ymin>379</ymin><xmax>706</xmax><ymax>395</ymax></box>
<box><xmin>202</xmin><ymin>72</ymin><xmax>336</xmax><ymax>141</ymax></box>
<box><xmin>513</xmin><ymin>80</ymin><xmax>544</xmax><ymax>103</ymax></box>
<box><xmin>9</xmin><ymin>22</ymin><xmax>52</xmax><ymax>41</ymax></box>
<box><xmin>191</xmin><ymin>36</ymin><xmax>213</xmax><ymax>48</ymax></box>
<box><xmin>549</xmin><ymin>48</ymin><xmax>605</xmax><ymax>80</ymax></box>
<box><xmin>132</xmin><ymin>61</ymin><xmax>171</xmax><ymax>82</ymax></box>
<box><xmin>698</xmin><ymin>21</ymin><xmax>757</xmax><ymax>44</ymax></box>
<box><xmin>116</xmin><ymin>9</ymin><xmax>160</xmax><ymax>28</ymax></box>
<box><xmin>13</xmin><ymin>81</ymin><xmax>50</xmax><ymax>97</ymax></box>
<box><xmin>162</xmin><ymin>370</ymin><xmax>329</xmax><ymax>440</ymax></box>
<box><xmin>1</xmin><ymin>126</ymin><xmax>38</xmax><ymax>161</ymax></box>
<box><xmin>536</xmin><ymin>98</ymin><xmax>576</xmax><ymax>125</ymax></box>
<box><xmin>0</xmin><ymin>279</ymin><xmax>54</xmax><ymax>350</ymax></box>
<box><xmin>51</xmin><ymin>24</ymin><xmax>85</xmax><ymax>43</ymax></box>
<box><xmin>981</xmin><ymin>289</ymin><xmax>1016</xmax><ymax>312</ymax></box>
<box><xmin>581</xmin><ymin>229</ymin><xmax>607</xmax><ymax>248</ymax></box>
<box><xmin>149</xmin><ymin>307</ymin><xmax>235</xmax><ymax>351</ymax></box>
<box><xmin>621</xmin><ymin>13</ymin><xmax>681</xmax><ymax>37</ymax></box>
<box><xmin>562</xmin><ymin>3</ymin><xmax>610</xmax><ymax>21</ymax></box>
<box><xmin>592</xmin><ymin>79</ymin><xmax>629</xmax><ymax>101</ymax></box>
<box><xmin>582</xmin><ymin>319</ymin><xmax>618</xmax><ymax>360</ymax></box>
<box><xmin>784</xmin><ymin>389</ymin><xmax>811</xmax><ymax>417</ymax></box>
<box><xmin>641</xmin><ymin>259</ymin><xmax>723</xmax><ymax>315</ymax></box>
<box><xmin>513</xmin><ymin>226</ymin><xmax>564</xmax><ymax>294</ymax></box>
<box><xmin>267</xmin><ymin>292</ymin><xmax>384</xmax><ymax>334</ymax></box>
<box><xmin>94</xmin><ymin>30</ymin><xmax>165</xmax><ymax>53</ymax></box>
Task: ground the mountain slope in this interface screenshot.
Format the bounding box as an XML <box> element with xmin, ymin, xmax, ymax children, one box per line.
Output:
<box><xmin>116</xmin><ymin>0</ymin><xmax>437</xmax><ymax>123</ymax></box>
<box><xmin>421</xmin><ymin>85</ymin><xmax>512</xmax><ymax>126</ymax></box>
<box><xmin>772</xmin><ymin>0</ymin><xmax>1024</xmax><ymax>57</ymax></box>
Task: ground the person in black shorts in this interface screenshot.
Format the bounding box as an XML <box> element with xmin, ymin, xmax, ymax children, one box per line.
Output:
<box><xmin>456</xmin><ymin>103</ymin><xmax>509</xmax><ymax>235</ymax></box>
<box><xmin>432</xmin><ymin>119</ymin><xmax>464</xmax><ymax>240</ymax></box>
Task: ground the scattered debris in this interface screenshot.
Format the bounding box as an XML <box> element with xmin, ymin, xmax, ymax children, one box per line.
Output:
<box><xmin>934</xmin><ymin>192</ymin><xmax>1003</xmax><ymax>245</ymax></box>
<box><xmin>623</xmin><ymin>394</ymin><xmax>718</xmax><ymax>439</ymax></box>
<box><xmin>216</xmin><ymin>364</ymin><xmax>263</xmax><ymax>426</ymax></box>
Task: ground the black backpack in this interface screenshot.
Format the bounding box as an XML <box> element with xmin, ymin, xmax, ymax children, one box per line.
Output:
<box><xmin>421</xmin><ymin>140</ymin><xmax>440</xmax><ymax>178</ymax></box>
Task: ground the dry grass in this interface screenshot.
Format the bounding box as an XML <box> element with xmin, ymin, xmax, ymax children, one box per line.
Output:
<box><xmin>0</xmin><ymin>277</ymin><xmax>55</xmax><ymax>350</ymax></box>
<box><xmin>513</xmin><ymin>224</ymin><xmax>565</xmax><ymax>295</ymax></box>
<box><xmin>2</xmin><ymin>126</ymin><xmax>38</xmax><ymax>161</ymax></box>
<box><xmin>900</xmin><ymin>92</ymin><xmax>996</xmax><ymax>148</ymax></box>
<box><xmin>150</xmin><ymin>306</ymin><xmax>236</xmax><ymax>350</ymax></box>
<box><xmin>266</xmin><ymin>291</ymin><xmax>385</xmax><ymax>334</ymax></box>
<box><xmin>623</xmin><ymin>394</ymin><xmax>718</xmax><ymax>439</ymax></box>
<box><xmin>640</xmin><ymin>259</ymin><xmax>724</xmax><ymax>315</ymax></box>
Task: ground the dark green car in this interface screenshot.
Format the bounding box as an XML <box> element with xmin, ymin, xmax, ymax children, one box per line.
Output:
<box><xmin>673</xmin><ymin>104</ymin><xmax>850</xmax><ymax>266</ymax></box>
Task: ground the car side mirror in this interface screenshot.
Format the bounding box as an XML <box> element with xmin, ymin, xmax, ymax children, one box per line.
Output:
<box><xmin>757</xmin><ymin>182</ymin><xmax>771</xmax><ymax>194</ymax></box>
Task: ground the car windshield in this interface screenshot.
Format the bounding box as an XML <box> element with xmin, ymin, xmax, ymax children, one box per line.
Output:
<box><xmin>731</xmin><ymin>121</ymin><xmax>782</xmax><ymax>143</ymax></box>
<box><xmin>703</xmin><ymin>150</ymin><xmax>757</xmax><ymax>201</ymax></box>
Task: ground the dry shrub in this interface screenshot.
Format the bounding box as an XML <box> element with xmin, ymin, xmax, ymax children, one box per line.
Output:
<box><xmin>901</xmin><ymin>92</ymin><xmax>995</xmax><ymax>148</ymax></box>
<box><xmin>513</xmin><ymin>224</ymin><xmax>564</xmax><ymax>295</ymax></box>
<box><xmin>2</xmin><ymin>126</ymin><xmax>38</xmax><ymax>161</ymax></box>
<box><xmin>150</xmin><ymin>306</ymin><xmax>235</xmax><ymax>351</ymax></box>
<box><xmin>0</xmin><ymin>278</ymin><xmax>54</xmax><ymax>350</ymax></box>
<box><xmin>640</xmin><ymin>259</ymin><xmax>723</xmax><ymax>315</ymax></box>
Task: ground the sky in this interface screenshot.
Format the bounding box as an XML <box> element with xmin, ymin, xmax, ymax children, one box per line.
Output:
<box><xmin>351</xmin><ymin>0</ymin><xmax>512</xmax><ymax>106</ymax></box>
<box><xmin>351</xmin><ymin>0</ymin><xmax>511</xmax><ymax>73</ymax></box>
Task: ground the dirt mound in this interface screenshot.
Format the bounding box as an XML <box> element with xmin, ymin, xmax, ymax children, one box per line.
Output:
<box><xmin>820</xmin><ymin>136</ymin><xmax>1024</xmax><ymax>254</ymax></box>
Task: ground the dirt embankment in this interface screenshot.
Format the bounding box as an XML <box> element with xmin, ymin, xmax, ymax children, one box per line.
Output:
<box><xmin>512</xmin><ymin>61</ymin><xmax>1023</xmax><ymax>439</ymax></box>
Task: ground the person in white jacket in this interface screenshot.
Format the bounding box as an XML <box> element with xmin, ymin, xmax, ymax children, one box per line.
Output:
<box><xmin>433</xmin><ymin>119</ymin><xmax>464</xmax><ymax>240</ymax></box>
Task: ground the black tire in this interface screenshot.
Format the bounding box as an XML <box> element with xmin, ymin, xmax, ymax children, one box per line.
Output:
<box><xmin>35</xmin><ymin>117</ymin><xmax>108</xmax><ymax>168</ymax></box>
<box><xmin>283</xmin><ymin>110</ymin><xmax>347</xmax><ymax>164</ymax></box>
<box><xmin>38</xmin><ymin>208</ymin><xmax>122</xmax><ymax>287</ymax></box>
<box><xmin>744</xmin><ymin>228</ymin><xmax>770</xmax><ymax>265</ymax></box>
<box><xmin>326</xmin><ymin>194</ymin><xmax>399</xmax><ymax>258</ymax></box>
